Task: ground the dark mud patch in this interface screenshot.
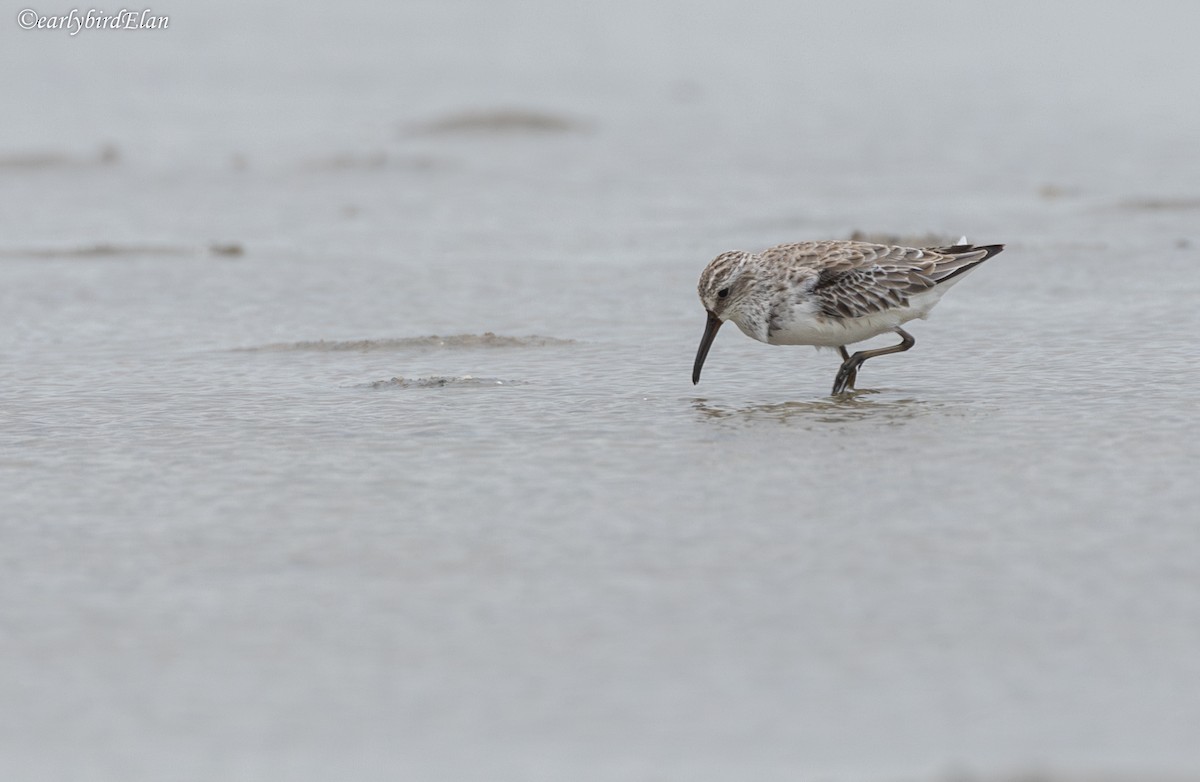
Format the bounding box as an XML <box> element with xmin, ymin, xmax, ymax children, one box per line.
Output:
<box><xmin>1119</xmin><ymin>196</ymin><xmax>1200</xmax><ymax>211</ymax></box>
<box><xmin>0</xmin><ymin>144</ymin><xmax>119</xmax><ymax>169</ymax></box>
<box><xmin>208</xmin><ymin>243</ymin><xmax>244</xmax><ymax>257</ymax></box>
<box><xmin>302</xmin><ymin>152</ymin><xmax>444</xmax><ymax>172</ymax></box>
<box><xmin>1037</xmin><ymin>183</ymin><xmax>1082</xmax><ymax>200</ymax></box>
<box><xmin>407</xmin><ymin>109</ymin><xmax>588</xmax><ymax>136</ymax></box>
<box><xmin>235</xmin><ymin>333</ymin><xmax>575</xmax><ymax>352</ymax></box>
<box><xmin>359</xmin><ymin>376</ymin><xmax>521</xmax><ymax>389</ymax></box>
<box><xmin>0</xmin><ymin>242</ymin><xmax>243</xmax><ymax>260</ymax></box>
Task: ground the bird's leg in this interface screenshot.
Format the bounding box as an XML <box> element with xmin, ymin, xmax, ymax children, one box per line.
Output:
<box><xmin>831</xmin><ymin>327</ymin><xmax>916</xmax><ymax>395</ymax></box>
<box><xmin>837</xmin><ymin>346</ymin><xmax>856</xmax><ymax>390</ymax></box>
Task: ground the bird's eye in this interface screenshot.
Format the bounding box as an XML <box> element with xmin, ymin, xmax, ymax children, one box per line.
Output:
<box><xmin>717</xmin><ymin>287</ymin><xmax>730</xmax><ymax>299</ymax></box>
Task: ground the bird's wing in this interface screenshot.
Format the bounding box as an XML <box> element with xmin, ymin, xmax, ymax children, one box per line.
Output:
<box><xmin>803</xmin><ymin>242</ymin><xmax>1000</xmax><ymax>320</ymax></box>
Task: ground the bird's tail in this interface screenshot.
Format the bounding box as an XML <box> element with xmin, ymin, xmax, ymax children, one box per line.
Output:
<box><xmin>927</xmin><ymin>241</ymin><xmax>1005</xmax><ymax>283</ymax></box>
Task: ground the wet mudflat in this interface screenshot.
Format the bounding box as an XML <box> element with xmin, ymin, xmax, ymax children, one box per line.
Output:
<box><xmin>2</xmin><ymin>2</ymin><xmax>1199</xmax><ymax>780</ymax></box>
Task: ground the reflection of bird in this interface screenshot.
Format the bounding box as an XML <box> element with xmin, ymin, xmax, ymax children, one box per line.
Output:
<box><xmin>692</xmin><ymin>240</ymin><xmax>1004</xmax><ymax>395</ymax></box>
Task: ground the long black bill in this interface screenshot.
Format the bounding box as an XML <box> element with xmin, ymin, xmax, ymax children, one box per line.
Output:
<box><xmin>692</xmin><ymin>310</ymin><xmax>723</xmax><ymax>385</ymax></box>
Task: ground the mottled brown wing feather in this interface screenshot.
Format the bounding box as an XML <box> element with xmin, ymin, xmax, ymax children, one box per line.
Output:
<box><xmin>807</xmin><ymin>243</ymin><xmax>1002</xmax><ymax>319</ymax></box>
<box><xmin>810</xmin><ymin>244</ymin><xmax>940</xmax><ymax>319</ymax></box>
<box><xmin>754</xmin><ymin>240</ymin><xmax>1001</xmax><ymax>321</ymax></box>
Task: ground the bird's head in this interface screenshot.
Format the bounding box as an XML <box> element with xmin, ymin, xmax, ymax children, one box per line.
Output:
<box><xmin>696</xmin><ymin>250</ymin><xmax>756</xmax><ymax>319</ymax></box>
<box><xmin>693</xmin><ymin>250</ymin><xmax>757</xmax><ymax>384</ymax></box>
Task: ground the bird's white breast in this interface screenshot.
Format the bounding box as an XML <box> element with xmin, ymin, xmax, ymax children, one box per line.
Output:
<box><xmin>766</xmin><ymin>311</ymin><xmax>904</xmax><ymax>346</ymax></box>
<box><xmin>765</xmin><ymin>286</ymin><xmax>949</xmax><ymax>347</ymax></box>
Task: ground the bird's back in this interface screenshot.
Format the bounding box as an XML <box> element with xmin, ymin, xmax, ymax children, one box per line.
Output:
<box><xmin>761</xmin><ymin>240</ymin><xmax>1001</xmax><ymax>279</ymax></box>
<box><xmin>759</xmin><ymin>240</ymin><xmax>1004</xmax><ymax>346</ymax></box>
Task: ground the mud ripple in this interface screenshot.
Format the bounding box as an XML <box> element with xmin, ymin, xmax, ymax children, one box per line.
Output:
<box><xmin>302</xmin><ymin>152</ymin><xmax>444</xmax><ymax>172</ymax></box>
<box><xmin>1119</xmin><ymin>196</ymin><xmax>1200</xmax><ymax>211</ymax></box>
<box><xmin>0</xmin><ymin>242</ymin><xmax>242</xmax><ymax>260</ymax></box>
<box><xmin>0</xmin><ymin>144</ymin><xmax>119</xmax><ymax>169</ymax></box>
<box><xmin>408</xmin><ymin>109</ymin><xmax>588</xmax><ymax>136</ymax></box>
<box><xmin>359</xmin><ymin>376</ymin><xmax>520</xmax><ymax>390</ymax></box>
<box><xmin>235</xmin><ymin>333</ymin><xmax>574</xmax><ymax>352</ymax></box>
<box><xmin>693</xmin><ymin>392</ymin><xmax>953</xmax><ymax>426</ymax></box>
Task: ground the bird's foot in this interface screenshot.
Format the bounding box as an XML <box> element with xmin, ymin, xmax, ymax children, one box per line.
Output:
<box><xmin>831</xmin><ymin>365</ymin><xmax>858</xmax><ymax>396</ymax></box>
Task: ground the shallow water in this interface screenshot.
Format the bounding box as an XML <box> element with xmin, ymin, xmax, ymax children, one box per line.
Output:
<box><xmin>3</xmin><ymin>1</ymin><xmax>1200</xmax><ymax>780</ymax></box>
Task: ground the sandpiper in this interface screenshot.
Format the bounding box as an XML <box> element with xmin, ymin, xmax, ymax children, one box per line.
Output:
<box><xmin>692</xmin><ymin>240</ymin><xmax>1004</xmax><ymax>395</ymax></box>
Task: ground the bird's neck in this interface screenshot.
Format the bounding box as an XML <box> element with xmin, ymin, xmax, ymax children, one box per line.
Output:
<box><xmin>727</xmin><ymin>285</ymin><xmax>773</xmax><ymax>344</ymax></box>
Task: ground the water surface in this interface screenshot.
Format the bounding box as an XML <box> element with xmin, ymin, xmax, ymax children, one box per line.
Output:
<box><xmin>2</xmin><ymin>2</ymin><xmax>1199</xmax><ymax>780</ymax></box>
